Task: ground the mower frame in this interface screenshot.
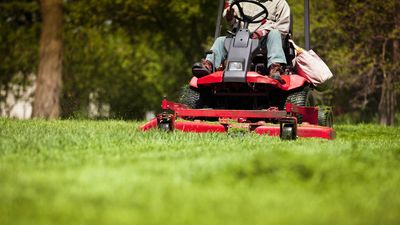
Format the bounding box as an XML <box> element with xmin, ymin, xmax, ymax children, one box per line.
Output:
<box><xmin>140</xmin><ymin>99</ymin><xmax>335</xmax><ymax>140</ymax></box>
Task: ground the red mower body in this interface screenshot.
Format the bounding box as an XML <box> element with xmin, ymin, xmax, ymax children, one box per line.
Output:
<box><xmin>191</xmin><ymin>71</ymin><xmax>309</xmax><ymax>91</ymax></box>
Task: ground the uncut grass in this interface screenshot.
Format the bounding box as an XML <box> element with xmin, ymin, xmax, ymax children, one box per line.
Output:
<box><xmin>0</xmin><ymin>119</ymin><xmax>399</xmax><ymax>225</ymax></box>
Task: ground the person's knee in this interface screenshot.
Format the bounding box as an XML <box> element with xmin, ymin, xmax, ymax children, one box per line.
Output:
<box><xmin>216</xmin><ymin>36</ymin><xmax>226</xmax><ymax>44</ymax></box>
<box><xmin>267</xmin><ymin>29</ymin><xmax>284</xmax><ymax>45</ymax></box>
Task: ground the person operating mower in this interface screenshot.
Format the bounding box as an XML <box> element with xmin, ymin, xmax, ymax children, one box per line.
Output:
<box><xmin>192</xmin><ymin>0</ymin><xmax>291</xmax><ymax>83</ymax></box>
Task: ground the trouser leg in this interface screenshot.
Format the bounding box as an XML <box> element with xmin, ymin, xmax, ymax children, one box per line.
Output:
<box><xmin>206</xmin><ymin>36</ymin><xmax>227</xmax><ymax>68</ymax></box>
<box><xmin>266</xmin><ymin>29</ymin><xmax>287</xmax><ymax>68</ymax></box>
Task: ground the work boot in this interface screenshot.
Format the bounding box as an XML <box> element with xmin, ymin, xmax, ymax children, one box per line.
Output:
<box><xmin>269</xmin><ymin>63</ymin><xmax>285</xmax><ymax>84</ymax></box>
<box><xmin>192</xmin><ymin>59</ymin><xmax>214</xmax><ymax>78</ymax></box>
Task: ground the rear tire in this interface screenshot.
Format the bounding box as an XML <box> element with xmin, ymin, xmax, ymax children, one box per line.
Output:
<box><xmin>285</xmin><ymin>87</ymin><xmax>314</xmax><ymax>123</ymax></box>
<box><xmin>318</xmin><ymin>107</ymin><xmax>333</xmax><ymax>127</ymax></box>
<box><xmin>286</xmin><ymin>87</ymin><xmax>314</xmax><ymax>106</ymax></box>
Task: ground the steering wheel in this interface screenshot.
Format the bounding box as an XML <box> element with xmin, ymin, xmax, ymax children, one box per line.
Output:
<box><xmin>230</xmin><ymin>0</ymin><xmax>269</xmax><ymax>24</ymax></box>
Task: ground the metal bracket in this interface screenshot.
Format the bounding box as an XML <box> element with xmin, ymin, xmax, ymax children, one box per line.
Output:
<box><xmin>157</xmin><ymin>113</ymin><xmax>175</xmax><ymax>132</ymax></box>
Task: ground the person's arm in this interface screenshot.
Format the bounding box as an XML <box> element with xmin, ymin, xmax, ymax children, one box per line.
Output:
<box><xmin>271</xmin><ymin>0</ymin><xmax>291</xmax><ymax>35</ymax></box>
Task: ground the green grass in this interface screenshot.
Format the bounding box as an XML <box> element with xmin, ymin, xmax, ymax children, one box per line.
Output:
<box><xmin>1</xmin><ymin>119</ymin><xmax>399</xmax><ymax>225</ymax></box>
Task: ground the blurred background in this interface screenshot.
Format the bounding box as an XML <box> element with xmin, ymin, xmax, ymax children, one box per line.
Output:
<box><xmin>0</xmin><ymin>0</ymin><xmax>399</xmax><ymax>125</ymax></box>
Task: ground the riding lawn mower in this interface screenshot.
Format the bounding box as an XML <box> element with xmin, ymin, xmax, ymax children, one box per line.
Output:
<box><xmin>140</xmin><ymin>0</ymin><xmax>335</xmax><ymax>140</ymax></box>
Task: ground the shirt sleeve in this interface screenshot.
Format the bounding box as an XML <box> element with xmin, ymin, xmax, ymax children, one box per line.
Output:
<box><xmin>271</xmin><ymin>0</ymin><xmax>291</xmax><ymax>35</ymax></box>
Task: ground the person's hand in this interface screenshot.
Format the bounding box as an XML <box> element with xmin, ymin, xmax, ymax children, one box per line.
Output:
<box><xmin>225</xmin><ymin>8</ymin><xmax>235</xmax><ymax>22</ymax></box>
<box><xmin>251</xmin><ymin>29</ymin><xmax>269</xmax><ymax>39</ymax></box>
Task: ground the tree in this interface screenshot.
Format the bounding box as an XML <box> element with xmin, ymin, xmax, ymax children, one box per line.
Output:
<box><xmin>1</xmin><ymin>0</ymin><xmax>398</xmax><ymax>122</ymax></box>
<box><xmin>332</xmin><ymin>0</ymin><xmax>400</xmax><ymax>125</ymax></box>
<box><xmin>0</xmin><ymin>1</ymin><xmax>39</xmax><ymax>117</ymax></box>
<box><xmin>32</xmin><ymin>0</ymin><xmax>63</xmax><ymax>119</ymax></box>
<box><xmin>378</xmin><ymin>0</ymin><xmax>400</xmax><ymax>125</ymax></box>
<box><xmin>60</xmin><ymin>0</ymin><xmax>218</xmax><ymax>119</ymax></box>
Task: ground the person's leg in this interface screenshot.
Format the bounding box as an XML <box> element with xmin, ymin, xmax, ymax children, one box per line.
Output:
<box><xmin>266</xmin><ymin>29</ymin><xmax>287</xmax><ymax>68</ymax></box>
<box><xmin>206</xmin><ymin>36</ymin><xmax>227</xmax><ymax>68</ymax></box>
<box><xmin>192</xmin><ymin>36</ymin><xmax>227</xmax><ymax>77</ymax></box>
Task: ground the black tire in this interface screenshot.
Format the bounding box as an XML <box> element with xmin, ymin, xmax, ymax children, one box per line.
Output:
<box><xmin>178</xmin><ymin>85</ymin><xmax>202</xmax><ymax>109</ymax></box>
<box><xmin>285</xmin><ymin>87</ymin><xmax>314</xmax><ymax>123</ymax></box>
<box><xmin>318</xmin><ymin>107</ymin><xmax>333</xmax><ymax>127</ymax></box>
<box><xmin>286</xmin><ymin>87</ymin><xmax>314</xmax><ymax>107</ymax></box>
<box><xmin>280</xmin><ymin>125</ymin><xmax>297</xmax><ymax>140</ymax></box>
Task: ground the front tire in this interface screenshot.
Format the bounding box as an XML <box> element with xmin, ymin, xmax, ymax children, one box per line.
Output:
<box><xmin>178</xmin><ymin>85</ymin><xmax>202</xmax><ymax>109</ymax></box>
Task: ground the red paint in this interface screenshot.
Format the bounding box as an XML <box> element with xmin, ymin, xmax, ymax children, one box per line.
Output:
<box><xmin>197</xmin><ymin>71</ymin><xmax>224</xmax><ymax>85</ymax></box>
<box><xmin>162</xmin><ymin>99</ymin><xmax>168</xmax><ymax>110</ymax></box>
<box><xmin>175</xmin><ymin>121</ymin><xmax>227</xmax><ymax>133</ymax></box>
<box><xmin>255</xmin><ymin>124</ymin><xmax>335</xmax><ymax>140</ymax></box>
<box><xmin>189</xmin><ymin>77</ymin><xmax>198</xmax><ymax>88</ymax></box>
<box><xmin>195</xmin><ymin>71</ymin><xmax>308</xmax><ymax>91</ymax></box>
<box><xmin>254</xmin><ymin>126</ymin><xmax>281</xmax><ymax>136</ymax></box>
<box><xmin>286</xmin><ymin>74</ymin><xmax>310</xmax><ymax>90</ymax></box>
<box><xmin>246</xmin><ymin>72</ymin><xmax>308</xmax><ymax>91</ymax></box>
<box><xmin>175</xmin><ymin>108</ymin><xmax>287</xmax><ymax>119</ymax></box>
<box><xmin>139</xmin><ymin>118</ymin><xmax>158</xmax><ymax>131</ymax></box>
<box><xmin>297</xmin><ymin>125</ymin><xmax>336</xmax><ymax>140</ymax></box>
<box><xmin>285</xmin><ymin>103</ymin><xmax>318</xmax><ymax>125</ymax></box>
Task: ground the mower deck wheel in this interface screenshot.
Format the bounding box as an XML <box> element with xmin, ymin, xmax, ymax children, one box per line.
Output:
<box><xmin>280</xmin><ymin>124</ymin><xmax>297</xmax><ymax>140</ymax></box>
<box><xmin>158</xmin><ymin>122</ymin><xmax>172</xmax><ymax>132</ymax></box>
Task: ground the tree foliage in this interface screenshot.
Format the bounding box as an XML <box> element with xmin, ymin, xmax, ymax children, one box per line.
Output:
<box><xmin>331</xmin><ymin>0</ymin><xmax>400</xmax><ymax>124</ymax></box>
<box><xmin>61</xmin><ymin>0</ymin><xmax>218</xmax><ymax>118</ymax></box>
<box><xmin>0</xmin><ymin>0</ymin><xmax>39</xmax><ymax>110</ymax></box>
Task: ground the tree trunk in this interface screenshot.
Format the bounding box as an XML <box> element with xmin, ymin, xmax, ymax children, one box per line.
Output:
<box><xmin>393</xmin><ymin>7</ymin><xmax>400</xmax><ymax>125</ymax></box>
<box><xmin>32</xmin><ymin>0</ymin><xmax>63</xmax><ymax>119</ymax></box>
<box><xmin>378</xmin><ymin>73</ymin><xmax>395</xmax><ymax>126</ymax></box>
<box><xmin>378</xmin><ymin>2</ymin><xmax>399</xmax><ymax>126</ymax></box>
